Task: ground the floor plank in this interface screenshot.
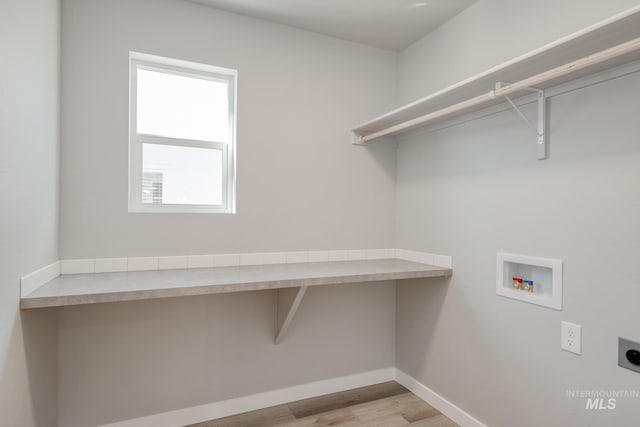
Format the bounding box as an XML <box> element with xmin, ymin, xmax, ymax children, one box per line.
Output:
<box><xmin>186</xmin><ymin>404</ymin><xmax>295</xmax><ymax>427</ymax></box>
<box><xmin>408</xmin><ymin>414</ymin><xmax>459</xmax><ymax>427</ymax></box>
<box><xmin>350</xmin><ymin>414</ymin><xmax>410</xmax><ymax>427</ymax></box>
<box><xmin>279</xmin><ymin>407</ymin><xmax>359</xmax><ymax>427</ymax></box>
<box><xmin>287</xmin><ymin>381</ymin><xmax>409</xmax><ymax>419</ymax></box>
<box><xmin>186</xmin><ymin>382</ymin><xmax>457</xmax><ymax>427</ymax></box>
<box><xmin>349</xmin><ymin>393</ymin><xmax>439</xmax><ymax>424</ymax></box>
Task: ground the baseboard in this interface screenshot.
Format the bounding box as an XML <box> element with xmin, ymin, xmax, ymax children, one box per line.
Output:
<box><xmin>101</xmin><ymin>367</ymin><xmax>485</xmax><ymax>427</ymax></box>
<box><xmin>100</xmin><ymin>367</ymin><xmax>396</xmax><ymax>427</ymax></box>
<box><xmin>395</xmin><ymin>369</ymin><xmax>487</xmax><ymax>427</ymax></box>
<box><xmin>20</xmin><ymin>261</ymin><xmax>60</xmax><ymax>297</ymax></box>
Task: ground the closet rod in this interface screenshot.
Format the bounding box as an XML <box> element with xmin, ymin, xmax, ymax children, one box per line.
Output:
<box><xmin>360</xmin><ymin>36</ymin><xmax>640</xmax><ymax>143</ymax></box>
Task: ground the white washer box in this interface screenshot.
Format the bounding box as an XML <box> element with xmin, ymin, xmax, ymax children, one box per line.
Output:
<box><xmin>496</xmin><ymin>252</ymin><xmax>563</xmax><ymax>310</ymax></box>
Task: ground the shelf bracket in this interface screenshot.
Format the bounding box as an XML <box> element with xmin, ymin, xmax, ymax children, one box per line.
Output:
<box><xmin>275</xmin><ymin>286</ymin><xmax>307</xmax><ymax>345</ymax></box>
<box><xmin>494</xmin><ymin>82</ymin><xmax>547</xmax><ymax>160</ymax></box>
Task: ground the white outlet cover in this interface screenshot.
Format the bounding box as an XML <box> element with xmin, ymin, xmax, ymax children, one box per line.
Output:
<box><xmin>561</xmin><ymin>321</ymin><xmax>582</xmax><ymax>355</ymax></box>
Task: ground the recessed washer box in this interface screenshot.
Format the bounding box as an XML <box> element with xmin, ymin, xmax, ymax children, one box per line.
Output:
<box><xmin>496</xmin><ymin>252</ymin><xmax>563</xmax><ymax>310</ymax></box>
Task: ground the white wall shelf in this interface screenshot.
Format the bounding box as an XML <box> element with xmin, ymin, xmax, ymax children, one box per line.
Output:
<box><xmin>351</xmin><ymin>5</ymin><xmax>640</xmax><ymax>154</ymax></box>
<box><xmin>21</xmin><ymin>258</ymin><xmax>452</xmax><ymax>343</ymax></box>
<box><xmin>496</xmin><ymin>252</ymin><xmax>563</xmax><ymax>310</ymax></box>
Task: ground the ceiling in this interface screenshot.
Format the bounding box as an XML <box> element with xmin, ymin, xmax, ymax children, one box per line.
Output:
<box><xmin>187</xmin><ymin>0</ymin><xmax>477</xmax><ymax>51</ymax></box>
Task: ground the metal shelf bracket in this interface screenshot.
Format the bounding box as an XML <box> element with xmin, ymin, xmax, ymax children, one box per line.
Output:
<box><xmin>493</xmin><ymin>82</ymin><xmax>547</xmax><ymax>160</ymax></box>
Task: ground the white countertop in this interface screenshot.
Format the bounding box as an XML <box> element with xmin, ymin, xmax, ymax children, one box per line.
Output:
<box><xmin>21</xmin><ymin>258</ymin><xmax>452</xmax><ymax>309</ymax></box>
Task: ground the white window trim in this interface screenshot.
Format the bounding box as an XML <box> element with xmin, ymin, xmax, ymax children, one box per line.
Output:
<box><xmin>128</xmin><ymin>52</ymin><xmax>237</xmax><ymax>214</ymax></box>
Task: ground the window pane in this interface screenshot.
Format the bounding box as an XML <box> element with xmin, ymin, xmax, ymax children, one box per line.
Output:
<box><xmin>142</xmin><ymin>144</ymin><xmax>223</xmax><ymax>206</ymax></box>
<box><xmin>137</xmin><ymin>68</ymin><xmax>229</xmax><ymax>142</ymax></box>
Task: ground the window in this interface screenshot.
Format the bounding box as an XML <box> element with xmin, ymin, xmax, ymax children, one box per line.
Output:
<box><xmin>129</xmin><ymin>52</ymin><xmax>236</xmax><ymax>213</ymax></box>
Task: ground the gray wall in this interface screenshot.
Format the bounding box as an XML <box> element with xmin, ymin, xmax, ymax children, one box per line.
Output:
<box><xmin>58</xmin><ymin>0</ymin><xmax>398</xmax><ymax>425</ymax></box>
<box><xmin>54</xmin><ymin>0</ymin><xmax>640</xmax><ymax>426</ymax></box>
<box><xmin>395</xmin><ymin>1</ymin><xmax>640</xmax><ymax>426</ymax></box>
<box><xmin>60</xmin><ymin>0</ymin><xmax>397</xmax><ymax>259</ymax></box>
<box><xmin>0</xmin><ymin>0</ymin><xmax>60</xmax><ymax>425</ymax></box>
<box><xmin>398</xmin><ymin>0</ymin><xmax>640</xmax><ymax>104</ymax></box>
<box><xmin>59</xmin><ymin>282</ymin><xmax>396</xmax><ymax>426</ymax></box>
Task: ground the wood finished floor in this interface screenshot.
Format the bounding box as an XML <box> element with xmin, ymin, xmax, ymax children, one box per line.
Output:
<box><xmin>186</xmin><ymin>382</ymin><xmax>458</xmax><ymax>427</ymax></box>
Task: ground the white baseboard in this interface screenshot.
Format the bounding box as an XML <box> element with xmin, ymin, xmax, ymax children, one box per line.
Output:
<box><xmin>395</xmin><ymin>369</ymin><xmax>487</xmax><ymax>427</ymax></box>
<box><xmin>20</xmin><ymin>261</ymin><xmax>60</xmax><ymax>297</ymax></box>
<box><xmin>100</xmin><ymin>367</ymin><xmax>396</xmax><ymax>427</ymax></box>
<box><xmin>101</xmin><ymin>367</ymin><xmax>485</xmax><ymax>427</ymax></box>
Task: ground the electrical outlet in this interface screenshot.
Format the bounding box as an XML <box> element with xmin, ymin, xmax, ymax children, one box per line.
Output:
<box><xmin>561</xmin><ymin>321</ymin><xmax>582</xmax><ymax>355</ymax></box>
<box><xmin>618</xmin><ymin>337</ymin><xmax>640</xmax><ymax>374</ymax></box>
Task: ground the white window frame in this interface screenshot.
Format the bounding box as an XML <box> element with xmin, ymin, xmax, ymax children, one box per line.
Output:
<box><xmin>129</xmin><ymin>52</ymin><xmax>237</xmax><ymax>213</ymax></box>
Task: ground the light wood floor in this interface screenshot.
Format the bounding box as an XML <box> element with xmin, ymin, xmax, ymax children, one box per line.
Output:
<box><xmin>186</xmin><ymin>382</ymin><xmax>458</xmax><ymax>427</ymax></box>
